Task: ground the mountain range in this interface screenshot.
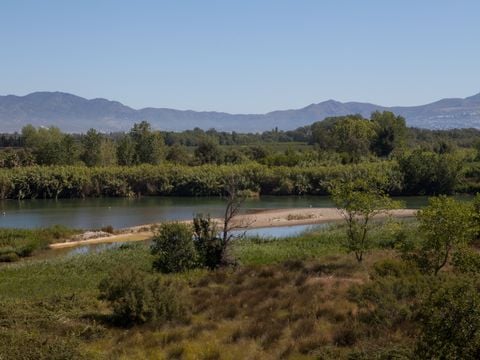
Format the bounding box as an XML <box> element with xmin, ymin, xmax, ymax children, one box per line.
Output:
<box><xmin>0</xmin><ymin>91</ymin><xmax>480</xmax><ymax>133</ymax></box>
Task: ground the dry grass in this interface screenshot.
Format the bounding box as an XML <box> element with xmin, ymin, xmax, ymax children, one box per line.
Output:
<box><xmin>88</xmin><ymin>253</ymin><xmax>413</xmax><ymax>359</ymax></box>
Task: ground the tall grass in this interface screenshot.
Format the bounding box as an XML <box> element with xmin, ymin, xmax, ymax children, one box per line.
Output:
<box><xmin>0</xmin><ymin>225</ymin><xmax>78</xmax><ymax>262</ymax></box>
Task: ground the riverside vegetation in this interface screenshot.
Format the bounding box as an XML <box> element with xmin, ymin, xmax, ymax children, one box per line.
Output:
<box><xmin>1</xmin><ymin>185</ymin><xmax>480</xmax><ymax>358</ymax></box>
<box><xmin>1</xmin><ymin>111</ymin><xmax>480</xmax><ymax>199</ymax></box>
<box><xmin>2</xmin><ymin>112</ymin><xmax>480</xmax><ymax>359</ymax></box>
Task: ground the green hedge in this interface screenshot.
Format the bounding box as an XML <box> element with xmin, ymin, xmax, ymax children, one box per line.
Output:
<box><xmin>0</xmin><ymin>162</ymin><xmax>404</xmax><ymax>199</ymax></box>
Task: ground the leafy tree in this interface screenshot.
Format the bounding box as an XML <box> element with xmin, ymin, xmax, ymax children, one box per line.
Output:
<box><xmin>22</xmin><ymin>125</ymin><xmax>77</xmax><ymax>165</ymax></box>
<box><xmin>310</xmin><ymin>117</ymin><xmax>341</xmax><ymax>149</ymax></box>
<box><xmin>151</xmin><ymin>222</ymin><xmax>197</xmax><ymax>273</ymax></box>
<box><xmin>81</xmin><ymin>129</ymin><xmax>103</xmax><ymax>166</ymax></box>
<box><xmin>246</xmin><ymin>145</ymin><xmax>270</xmax><ymax>162</ymax></box>
<box><xmin>411</xmin><ymin>196</ymin><xmax>473</xmax><ymax>275</ymax></box>
<box><xmin>97</xmin><ymin>138</ymin><xmax>118</xmax><ymax>166</ymax></box>
<box><xmin>370</xmin><ymin>111</ymin><xmax>407</xmax><ymax>157</ymax></box>
<box><xmin>223</xmin><ymin>148</ymin><xmax>247</xmax><ymax>164</ymax></box>
<box><xmin>415</xmin><ymin>277</ymin><xmax>480</xmax><ymax>359</ymax></box>
<box><xmin>116</xmin><ymin>135</ymin><xmax>136</xmax><ymax>166</ymax></box>
<box><xmin>166</xmin><ymin>143</ymin><xmax>191</xmax><ymax>165</ymax></box>
<box><xmin>193</xmin><ymin>214</ymin><xmax>223</xmax><ymax>269</ymax></box>
<box><xmin>398</xmin><ymin>150</ymin><xmax>462</xmax><ymax>195</ymax></box>
<box><xmin>330</xmin><ymin>177</ymin><xmax>399</xmax><ymax>262</ymax></box>
<box><xmin>332</xmin><ymin>116</ymin><xmax>375</xmax><ymax>163</ymax></box>
<box><xmin>129</xmin><ymin>121</ymin><xmax>164</xmax><ymax>165</ymax></box>
<box><xmin>194</xmin><ymin>138</ymin><xmax>223</xmax><ymax>164</ymax></box>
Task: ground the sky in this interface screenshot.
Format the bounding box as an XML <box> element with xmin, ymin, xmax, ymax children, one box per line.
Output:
<box><xmin>1</xmin><ymin>0</ymin><xmax>479</xmax><ymax>113</ymax></box>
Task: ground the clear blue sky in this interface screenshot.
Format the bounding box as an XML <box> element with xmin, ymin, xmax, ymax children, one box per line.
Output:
<box><xmin>1</xmin><ymin>0</ymin><xmax>479</xmax><ymax>113</ymax></box>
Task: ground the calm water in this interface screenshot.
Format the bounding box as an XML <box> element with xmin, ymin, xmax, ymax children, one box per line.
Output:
<box><xmin>48</xmin><ymin>223</ymin><xmax>331</xmax><ymax>259</ymax></box>
<box><xmin>0</xmin><ymin>195</ymin><xmax>443</xmax><ymax>230</ymax></box>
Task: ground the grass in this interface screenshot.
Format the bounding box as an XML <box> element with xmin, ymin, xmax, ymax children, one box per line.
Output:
<box><xmin>0</xmin><ymin>221</ymin><xmax>420</xmax><ymax>359</ymax></box>
<box><xmin>0</xmin><ymin>225</ymin><xmax>79</xmax><ymax>262</ymax></box>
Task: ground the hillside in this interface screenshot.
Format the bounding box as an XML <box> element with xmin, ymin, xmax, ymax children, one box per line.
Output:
<box><xmin>0</xmin><ymin>91</ymin><xmax>479</xmax><ymax>132</ymax></box>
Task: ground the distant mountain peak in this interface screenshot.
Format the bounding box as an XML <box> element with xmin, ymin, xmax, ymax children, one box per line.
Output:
<box><xmin>0</xmin><ymin>91</ymin><xmax>479</xmax><ymax>133</ymax></box>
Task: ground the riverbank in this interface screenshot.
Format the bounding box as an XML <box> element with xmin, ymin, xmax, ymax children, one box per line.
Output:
<box><xmin>50</xmin><ymin>207</ymin><xmax>416</xmax><ymax>249</ymax></box>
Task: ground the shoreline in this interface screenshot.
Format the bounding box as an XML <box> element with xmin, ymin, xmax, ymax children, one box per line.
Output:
<box><xmin>49</xmin><ymin>207</ymin><xmax>417</xmax><ymax>249</ymax></box>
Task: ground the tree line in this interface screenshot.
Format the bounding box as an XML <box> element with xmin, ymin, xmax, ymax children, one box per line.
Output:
<box><xmin>0</xmin><ymin>111</ymin><xmax>480</xmax><ymax>168</ymax></box>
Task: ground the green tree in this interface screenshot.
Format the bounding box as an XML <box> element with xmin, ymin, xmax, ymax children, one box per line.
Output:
<box><xmin>98</xmin><ymin>138</ymin><xmax>118</xmax><ymax>166</ymax></box>
<box><xmin>116</xmin><ymin>134</ymin><xmax>136</xmax><ymax>166</ymax></box>
<box><xmin>166</xmin><ymin>143</ymin><xmax>191</xmax><ymax>165</ymax></box>
<box><xmin>151</xmin><ymin>222</ymin><xmax>198</xmax><ymax>273</ymax></box>
<box><xmin>332</xmin><ymin>116</ymin><xmax>375</xmax><ymax>163</ymax></box>
<box><xmin>81</xmin><ymin>129</ymin><xmax>102</xmax><ymax>166</ymax></box>
<box><xmin>22</xmin><ymin>125</ymin><xmax>80</xmax><ymax>165</ymax></box>
<box><xmin>330</xmin><ymin>177</ymin><xmax>399</xmax><ymax>262</ymax></box>
<box><xmin>408</xmin><ymin>196</ymin><xmax>473</xmax><ymax>275</ymax></box>
<box><xmin>370</xmin><ymin>111</ymin><xmax>407</xmax><ymax>157</ymax></box>
<box><xmin>129</xmin><ymin>121</ymin><xmax>164</xmax><ymax>165</ymax></box>
<box><xmin>415</xmin><ymin>277</ymin><xmax>480</xmax><ymax>359</ymax></box>
<box><xmin>193</xmin><ymin>214</ymin><xmax>223</xmax><ymax>269</ymax></box>
<box><xmin>398</xmin><ymin>150</ymin><xmax>462</xmax><ymax>195</ymax></box>
<box><xmin>310</xmin><ymin>117</ymin><xmax>341</xmax><ymax>150</ymax></box>
<box><xmin>194</xmin><ymin>138</ymin><xmax>223</xmax><ymax>164</ymax></box>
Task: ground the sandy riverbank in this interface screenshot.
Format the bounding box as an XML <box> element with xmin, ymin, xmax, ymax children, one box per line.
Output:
<box><xmin>49</xmin><ymin>207</ymin><xmax>417</xmax><ymax>249</ymax></box>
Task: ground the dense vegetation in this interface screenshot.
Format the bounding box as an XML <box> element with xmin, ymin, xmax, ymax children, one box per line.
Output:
<box><xmin>1</xmin><ymin>112</ymin><xmax>480</xmax><ymax>358</ymax></box>
<box><xmin>0</xmin><ymin>226</ymin><xmax>78</xmax><ymax>262</ymax></box>
<box><xmin>2</xmin><ymin>202</ymin><xmax>480</xmax><ymax>359</ymax></box>
<box><xmin>0</xmin><ymin>157</ymin><xmax>476</xmax><ymax>199</ymax></box>
<box><xmin>0</xmin><ymin>111</ymin><xmax>479</xmax><ymax>199</ymax></box>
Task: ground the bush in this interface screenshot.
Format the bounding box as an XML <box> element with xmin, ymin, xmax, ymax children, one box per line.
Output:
<box><xmin>151</xmin><ymin>222</ymin><xmax>198</xmax><ymax>273</ymax></box>
<box><xmin>193</xmin><ymin>215</ymin><xmax>223</xmax><ymax>270</ymax></box>
<box><xmin>452</xmin><ymin>247</ymin><xmax>480</xmax><ymax>274</ymax></box>
<box><xmin>402</xmin><ymin>196</ymin><xmax>474</xmax><ymax>275</ymax></box>
<box><xmin>415</xmin><ymin>277</ymin><xmax>480</xmax><ymax>359</ymax></box>
<box><xmin>98</xmin><ymin>266</ymin><xmax>189</xmax><ymax>325</ymax></box>
<box><xmin>349</xmin><ymin>266</ymin><xmax>427</xmax><ymax>331</ymax></box>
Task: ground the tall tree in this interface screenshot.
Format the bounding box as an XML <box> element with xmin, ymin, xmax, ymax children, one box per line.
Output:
<box><xmin>129</xmin><ymin>121</ymin><xmax>164</xmax><ymax>165</ymax></box>
<box><xmin>370</xmin><ymin>111</ymin><xmax>407</xmax><ymax>157</ymax></box>
<box><xmin>81</xmin><ymin>129</ymin><xmax>103</xmax><ymax>166</ymax></box>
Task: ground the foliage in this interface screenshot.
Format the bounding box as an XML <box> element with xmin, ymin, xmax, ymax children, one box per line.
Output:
<box><xmin>151</xmin><ymin>222</ymin><xmax>198</xmax><ymax>273</ymax></box>
<box><xmin>451</xmin><ymin>246</ymin><xmax>480</xmax><ymax>274</ymax></box>
<box><xmin>329</xmin><ymin>177</ymin><xmax>400</xmax><ymax>262</ymax></box>
<box><xmin>402</xmin><ymin>196</ymin><xmax>473</xmax><ymax>275</ymax></box>
<box><xmin>349</xmin><ymin>258</ymin><xmax>426</xmax><ymax>334</ymax></box>
<box><xmin>98</xmin><ymin>266</ymin><xmax>189</xmax><ymax>325</ymax></box>
<box><xmin>194</xmin><ymin>138</ymin><xmax>223</xmax><ymax>164</ymax></box>
<box><xmin>370</xmin><ymin>111</ymin><xmax>407</xmax><ymax>157</ymax></box>
<box><xmin>0</xmin><ymin>161</ymin><xmax>406</xmax><ymax>199</ymax></box>
<box><xmin>129</xmin><ymin>121</ymin><xmax>165</xmax><ymax>165</ymax></box>
<box><xmin>333</xmin><ymin>115</ymin><xmax>376</xmax><ymax>163</ymax></box>
<box><xmin>193</xmin><ymin>214</ymin><xmax>223</xmax><ymax>270</ymax></box>
<box><xmin>0</xmin><ymin>225</ymin><xmax>77</xmax><ymax>262</ymax></box>
<box><xmin>415</xmin><ymin>277</ymin><xmax>480</xmax><ymax>360</ymax></box>
<box><xmin>398</xmin><ymin>150</ymin><xmax>462</xmax><ymax>195</ymax></box>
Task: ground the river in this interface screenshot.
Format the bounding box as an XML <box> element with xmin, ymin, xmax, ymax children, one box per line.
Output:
<box><xmin>0</xmin><ymin>195</ymin><xmax>438</xmax><ymax>230</ymax></box>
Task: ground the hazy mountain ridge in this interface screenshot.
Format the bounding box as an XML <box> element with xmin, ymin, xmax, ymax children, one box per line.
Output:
<box><xmin>0</xmin><ymin>91</ymin><xmax>479</xmax><ymax>133</ymax></box>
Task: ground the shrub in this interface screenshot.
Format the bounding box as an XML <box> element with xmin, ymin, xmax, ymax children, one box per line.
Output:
<box><xmin>415</xmin><ymin>277</ymin><xmax>480</xmax><ymax>359</ymax></box>
<box><xmin>402</xmin><ymin>196</ymin><xmax>473</xmax><ymax>275</ymax></box>
<box><xmin>349</xmin><ymin>269</ymin><xmax>427</xmax><ymax>331</ymax></box>
<box><xmin>98</xmin><ymin>266</ymin><xmax>189</xmax><ymax>325</ymax></box>
<box><xmin>151</xmin><ymin>222</ymin><xmax>198</xmax><ymax>273</ymax></box>
<box><xmin>452</xmin><ymin>247</ymin><xmax>480</xmax><ymax>274</ymax></box>
<box><xmin>193</xmin><ymin>215</ymin><xmax>223</xmax><ymax>269</ymax></box>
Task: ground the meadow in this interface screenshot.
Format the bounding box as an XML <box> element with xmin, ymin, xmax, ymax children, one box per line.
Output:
<box><xmin>0</xmin><ymin>220</ymin><xmax>440</xmax><ymax>359</ymax></box>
